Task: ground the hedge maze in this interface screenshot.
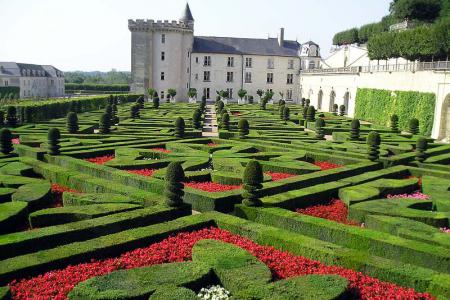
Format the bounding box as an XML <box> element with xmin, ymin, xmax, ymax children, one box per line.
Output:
<box><xmin>0</xmin><ymin>96</ymin><xmax>449</xmax><ymax>299</ymax></box>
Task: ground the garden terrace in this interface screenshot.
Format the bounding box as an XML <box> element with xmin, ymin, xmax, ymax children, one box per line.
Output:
<box><xmin>0</xmin><ymin>101</ymin><xmax>448</xmax><ymax>299</ymax></box>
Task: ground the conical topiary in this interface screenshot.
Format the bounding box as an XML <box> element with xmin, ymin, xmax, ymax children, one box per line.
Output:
<box><xmin>260</xmin><ymin>98</ymin><xmax>267</xmax><ymax>110</ymax></box>
<box><xmin>47</xmin><ymin>128</ymin><xmax>61</xmax><ymax>155</ymax></box>
<box><xmin>99</xmin><ymin>113</ymin><xmax>111</xmax><ymax>134</ymax></box>
<box><xmin>305</xmin><ymin>99</ymin><xmax>310</xmax><ymax>107</ymax></box>
<box><xmin>279</xmin><ymin>104</ymin><xmax>285</xmax><ymax>120</ymax></box>
<box><xmin>221</xmin><ymin>112</ymin><xmax>230</xmax><ymax>130</ymax></box>
<box><xmin>112</xmin><ymin>104</ymin><xmax>119</xmax><ymax>124</ymax></box>
<box><xmin>238</xmin><ymin>119</ymin><xmax>249</xmax><ymax>139</ymax></box>
<box><xmin>302</xmin><ymin>106</ymin><xmax>308</xmax><ymax>119</ymax></box>
<box><xmin>6</xmin><ymin>106</ymin><xmax>17</xmax><ymax>127</ymax></box>
<box><xmin>0</xmin><ymin>111</ymin><xmax>5</xmax><ymax>127</ymax></box>
<box><xmin>105</xmin><ymin>104</ymin><xmax>113</xmax><ymax>120</ymax></box>
<box><xmin>416</xmin><ymin>137</ymin><xmax>428</xmax><ymax>163</ymax></box>
<box><xmin>332</xmin><ymin>104</ymin><xmax>338</xmax><ymax>116</ymax></box>
<box><xmin>242</xmin><ymin>160</ymin><xmax>263</xmax><ymax>207</ymax></box>
<box><xmin>0</xmin><ymin>128</ymin><xmax>13</xmax><ymax>154</ymax></box>
<box><xmin>350</xmin><ymin>119</ymin><xmax>360</xmax><ymax>141</ymax></box>
<box><xmin>137</xmin><ymin>96</ymin><xmax>145</xmax><ymax>109</ymax></box>
<box><xmin>301</xmin><ymin>98</ymin><xmax>306</xmax><ymax>107</ymax></box>
<box><xmin>408</xmin><ymin>118</ymin><xmax>419</xmax><ymax>135</ymax></box>
<box><xmin>130</xmin><ymin>104</ymin><xmax>140</xmax><ymax>119</ymax></box>
<box><xmin>174</xmin><ymin>117</ymin><xmax>185</xmax><ymax>138</ymax></box>
<box><xmin>339</xmin><ymin>105</ymin><xmax>346</xmax><ymax>116</ymax></box>
<box><xmin>66</xmin><ymin>112</ymin><xmax>79</xmax><ymax>134</ymax></box>
<box><xmin>390</xmin><ymin>114</ymin><xmax>399</xmax><ymax>132</ymax></box>
<box><xmin>306</xmin><ymin>105</ymin><xmax>316</xmax><ymax>121</ymax></box>
<box><xmin>216</xmin><ymin>100</ymin><xmax>224</xmax><ymax>115</ymax></box>
<box><xmin>279</xmin><ymin>99</ymin><xmax>286</xmax><ymax>106</ymax></box>
<box><xmin>164</xmin><ymin>161</ymin><xmax>185</xmax><ymax>207</ymax></box>
<box><xmin>315</xmin><ymin>118</ymin><xmax>325</xmax><ymax>139</ymax></box>
<box><xmin>192</xmin><ymin>109</ymin><xmax>202</xmax><ymax>130</ymax></box>
<box><xmin>283</xmin><ymin>106</ymin><xmax>290</xmax><ymax>121</ymax></box>
<box><xmin>366</xmin><ymin>131</ymin><xmax>381</xmax><ymax>161</ymax></box>
<box><xmin>153</xmin><ymin>97</ymin><xmax>160</xmax><ymax>109</ymax></box>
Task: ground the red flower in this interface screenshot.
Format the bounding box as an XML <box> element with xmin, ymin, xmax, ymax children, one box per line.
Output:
<box><xmin>8</xmin><ymin>227</ymin><xmax>434</xmax><ymax>300</ymax></box>
<box><xmin>314</xmin><ymin>161</ymin><xmax>343</xmax><ymax>170</ymax></box>
<box><xmin>184</xmin><ymin>181</ymin><xmax>242</xmax><ymax>192</ymax></box>
<box><xmin>232</xmin><ymin>112</ymin><xmax>242</xmax><ymax>116</ymax></box>
<box><xmin>296</xmin><ymin>199</ymin><xmax>359</xmax><ymax>226</ymax></box>
<box><xmin>51</xmin><ymin>184</ymin><xmax>80</xmax><ymax>208</ymax></box>
<box><xmin>151</xmin><ymin>148</ymin><xmax>172</xmax><ymax>153</ymax></box>
<box><xmin>207</xmin><ymin>143</ymin><xmax>219</xmax><ymax>147</ymax></box>
<box><xmin>265</xmin><ymin>172</ymin><xmax>296</xmax><ymax>181</ymax></box>
<box><xmin>126</xmin><ymin>169</ymin><xmax>155</xmax><ymax>177</ymax></box>
<box><xmin>84</xmin><ymin>155</ymin><xmax>115</xmax><ymax>165</ymax></box>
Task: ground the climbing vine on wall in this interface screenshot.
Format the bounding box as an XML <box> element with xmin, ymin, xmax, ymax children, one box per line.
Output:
<box><xmin>355</xmin><ymin>88</ymin><xmax>435</xmax><ymax>136</ymax></box>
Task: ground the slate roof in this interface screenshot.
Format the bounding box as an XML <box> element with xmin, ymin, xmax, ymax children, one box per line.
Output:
<box><xmin>193</xmin><ymin>36</ymin><xmax>301</xmax><ymax>57</ymax></box>
<box><xmin>180</xmin><ymin>3</ymin><xmax>194</xmax><ymax>22</ymax></box>
<box><xmin>0</xmin><ymin>62</ymin><xmax>63</xmax><ymax>77</ymax></box>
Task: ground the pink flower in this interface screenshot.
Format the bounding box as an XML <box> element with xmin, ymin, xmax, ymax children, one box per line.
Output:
<box><xmin>386</xmin><ymin>191</ymin><xmax>429</xmax><ymax>200</ymax></box>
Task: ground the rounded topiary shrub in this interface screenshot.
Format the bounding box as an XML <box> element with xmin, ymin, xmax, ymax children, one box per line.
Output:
<box><xmin>279</xmin><ymin>104</ymin><xmax>285</xmax><ymax>120</ymax></box>
<box><xmin>390</xmin><ymin>114</ymin><xmax>399</xmax><ymax>132</ymax></box>
<box><xmin>350</xmin><ymin>119</ymin><xmax>360</xmax><ymax>141</ymax></box>
<box><xmin>279</xmin><ymin>99</ymin><xmax>286</xmax><ymax>106</ymax></box>
<box><xmin>315</xmin><ymin>118</ymin><xmax>325</xmax><ymax>139</ymax></box>
<box><xmin>366</xmin><ymin>131</ymin><xmax>381</xmax><ymax>161</ymax></box>
<box><xmin>301</xmin><ymin>98</ymin><xmax>306</xmax><ymax>107</ymax></box>
<box><xmin>339</xmin><ymin>105</ymin><xmax>346</xmax><ymax>116</ymax></box>
<box><xmin>332</xmin><ymin>103</ymin><xmax>338</xmax><ymax>115</ymax></box>
<box><xmin>283</xmin><ymin>106</ymin><xmax>290</xmax><ymax>121</ymax></box>
<box><xmin>0</xmin><ymin>110</ymin><xmax>5</xmax><ymax>127</ymax></box>
<box><xmin>305</xmin><ymin>99</ymin><xmax>311</xmax><ymax>106</ymax></box>
<box><xmin>306</xmin><ymin>105</ymin><xmax>316</xmax><ymax>121</ymax></box>
<box><xmin>130</xmin><ymin>104</ymin><xmax>140</xmax><ymax>119</ymax></box>
<box><xmin>47</xmin><ymin>128</ymin><xmax>61</xmax><ymax>155</ymax></box>
<box><xmin>174</xmin><ymin>117</ymin><xmax>185</xmax><ymax>138</ymax></box>
<box><xmin>242</xmin><ymin>160</ymin><xmax>263</xmax><ymax>207</ymax></box>
<box><xmin>165</xmin><ymin>161</ymin><xmax>185</xmax><ymax>207</ymax></box>
<box><xmin>0</xmin><ymin>128</ymin><xmax>13</xmax><ymax>154</ymax></box>
<box><xmin>99</xmin><ymin>113</ymin><xmax>111</xmax><ymax>134</ymax></box>
<box><xmin>221</xmin><ymin>112</ymin><xmax>230</xmax><ymax>130</ymax></box>
<box><xmin>153</xmin><ymin>97</ymin><xmax>160</xmax><ymax>109</ymax></box>
<box><xmin>66</xmin><ymin>112</ymin><xmax>79</xmax><ymax>134</ymax></box>
<box><xmin>6</xmin><ymin>106</ymin><xmax>17</xmax><ymax>127</ymax></box>
<box><xmin>302</xmin><ymin>106</ymin><xmax>308</xmax><ymax>119</ymax></box>
<box><xmin>416</xmin><ymin>137</ymin><xmax>428</xmax><ymax>163</ymax></box>
<box><xmin>409</xmin><ymin>118</ymin><xmax>419</xmax><ymax>135</ymax></box>
<box><xmin>238</xmin><ymin>119</ymin><xmax>249</xmax><ymax>139</ymax></box>
<box><xmin>216</xmin><ymin>100</ymin><xmax>224</xmax><ymax>115</ymax></box>
<box><xmin>192</xmin><ymin>109</ymin><xmax>202</xmax><ymax>130</ymax></box>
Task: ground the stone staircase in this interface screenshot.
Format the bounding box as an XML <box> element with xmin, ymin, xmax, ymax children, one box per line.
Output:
<box><xmin>202</xmin><ymin>105</ymin><xmax>219</xmax><ymax>137</ymax></box>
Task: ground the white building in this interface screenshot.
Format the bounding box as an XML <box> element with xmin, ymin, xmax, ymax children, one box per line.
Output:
<box><xmin>0</xmin><ymin>62</ymin><xmax>65</xmax><ymax>99</ymax></box>
<box><xmin>128</xmin><ymin>4</ymin><xmax>320</xmax><ymax>103</ymax></box>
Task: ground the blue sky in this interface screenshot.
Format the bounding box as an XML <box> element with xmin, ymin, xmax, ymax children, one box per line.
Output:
<box><xmin>0</xmin><ymin>0</ymin><xmax>391</xmax><ymax>71</ymax></box>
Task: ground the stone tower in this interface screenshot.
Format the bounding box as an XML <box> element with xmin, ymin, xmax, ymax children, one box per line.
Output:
<box><xmin>128</xmin><ymin>3</ymin><xmax>194</xmax><ymax>101</ymax></box>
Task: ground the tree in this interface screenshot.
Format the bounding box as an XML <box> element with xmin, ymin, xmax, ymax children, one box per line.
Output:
<box><xmin>256</xmin><ymin>89</ymin><xmax>264</xmax><ymax>103</ymax></box>
<box><xmin>188</xmin><ymin>88</ymin><xmax>197</xmax><ymax>100</ymax></box>
<box><xmin>242</xmin><ymin>160</ymin><xmax>263</xmax><ymax>207</ymax></box>
<box><xmin>221</xmin><ymin>112</ymin><xmax>230</xmax><ymax>130</ymax></box>
<box><xmin>164</xmin><ymin>161</ymin><xmax>185</xmax><ymax>207</ymax></box>
<box><xmin>350</xmin><ymin>119</ymin><xmax>360</xmax><ymax>141</ymax></box>
<box><xmin>415</xmin><ymin>136</ymin><xmax>428</xmax><ymax>162</ymax></box>
<box><xmin>279</xmin><ymin>104</ymin><xmax>285</xmax><ymax>120</ymax></box>
<box><xmin>130</xmin><ymin>104</ymin><xmax>140</xmax><ymax>119</ymax></box>
<box><xmin>168</xmin><ymin>89</ymin><xmax>177</xmax><ymax>102</ymax></box>
<box><xmin>339</xmin><ymin>105</ymin><xmax>346</xmax><ymax>116</ymax></box>
<box><xmin>332</xmin><ymin>28</ymin><xmax>359</xmax><ymax>45</ymax></box>
<box><xmin>283</xmin><ymin>106</ymin><xmax>290</xmax><ymax>122</ymax></box>
<box><xmin>279</xmin><ymin>99</ymin><xmax>286</xmax><ymax>106</ymax></box>
<box><xmin>67</xmin><ymin>112</ymin><xmax>79</xmax><ymax>134</ymax></box>
<box><xmin>105</xmin><ymin>105</ymin><xmax>113</xmax><ymax>122</ymax></box>
<box><xmin>47</xmin><ymin>128</ymin><xmax>61</xmax><ymax>155</ymax></box>
<box><xmin>408</xmin><ymin>118</ymin><xmax>420</xmax><ymax>135</ymax></box>
<box><xmin>302</xmin><ymin>106</ymin><xmax>308</xmax><ymax>119</ymax></box>
<box><xmin>0</xmin><ymin>128</ymin><xmax>13</xmax><ymax>154</ymax></box>
<box><xmin>238</xmin><ymin>89</ymin><xmax>247</xmax><ymax>103</ymax></box>
<box><xmin>112</xmin><ymin>104</ymin><xmax>119</xmax><ymax>124</ymax></box>
<box><xmin>216</xmin><ymin>100</ymin><xmax>224</xmax><ymax>115</ymax></box>
<box><xmin>6</xmin><ymin>106</ymin><xmax>17</xmax><ymax>127</ymax></box>
<box><xmin>136</xmin><ymin>96</ymin><xmax>144</xmax><ymax>109</ymax></box>
<box><xmin>174</xmin><ymin>117</ymin><xmax>185</xmax><ymax>138</ymax></box>
<box><xmin>306</xmin><ymin>106</ymin><xmax>316</xmax><ymax>121</ymax></box>
<box><xmin>238</xmin><ymin>119</ymin><xmax>249</xmax><ymax>138</ymax></box>
<box><xmin>153</xmin><ymin>96</ymin><xmax>160</xmax><ymax>109</ymax></box>
<box><xmin>192</xmin><ymin>109</ymin><xmax>202</xmax><ymax>130</ymax></box>
<box><xmin>390</xmin><ymin>0</ymin><xmax>441</xmax><ymax>22</ymax></box>
<box><xmin>367</xmin><ymin>131</ymin><xmax>381</xmax><ymax>161</ymax></box>
<box><xmin>99</xmin><ymin>113</ymin><xmax>111</xmax><ymax>134</ymax></box>
<box><xmin>315</xmin><ymin>118</ymin><xmax>325</xmax><ymax>139</ymax></box>
<box><xmin>147</xmin><ymin>88</ymin><xmax>156</xmax><ymax>99</ymax></box>
<box><xmin>390</xmin><ymin>114</ymin><xmax>399</xmax><ymax>132</ymax></box>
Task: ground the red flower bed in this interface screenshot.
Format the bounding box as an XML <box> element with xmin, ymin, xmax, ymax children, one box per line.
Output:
<box><xmin>296</xmin><ymin>199</ymin><xmax>359</xmax><ymax>226</ymax></box>
<box><xmin>84</xmin><ymin>155</ymin><xmax>115</xmax><ymax>165</ymax></box>
<box><xmin>314</xmin><ymin>161</ymin><xmax>343</xmax><ymax>170</ymax></box>
<box><xmin>151</xmin><ymin>148</ymin><xmax>172</xmax><ymax>153</ymax></box>
<box><xmin>126</xmin><ymin>168</ymin><xmax>155</xmax><ymax>177</ymax></box>
<box><xmin>184</xmin><ymin>181</ymin><xmax>241</xmax><ymax>192</ymax></box>
<box><xmin>232</xmin><ymin>112</ymin><xmax>242</xmax><ymax>116</ymax></box>
<box><xmin>265</xmin><ymin>172</ymin><xmax>296</xmax><ymax>181</ymax></box>
<box><xmin>51</xmin><ymin>184</ymin><xmax>80</xmax><ymax>208</ymax></box>
<box><xmin>207</xmin><ymin>143</ymin><xmax>219</xmax><ymax>147</ymax></box>
<box><xmin>8</xmin><ymin>227</ymin><xmax>433</xmax><ymax>300</ymax></box>
<box><xmin>12</xmin><ymin>138</ymin><xmax>20</xmax><ymax>145</ymax></box>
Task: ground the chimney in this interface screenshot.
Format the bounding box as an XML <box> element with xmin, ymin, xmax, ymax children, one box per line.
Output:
<box><xmin>278</xmin><ymin>28</ymin><xmax>284</xmax><ymax>47</ymax></box>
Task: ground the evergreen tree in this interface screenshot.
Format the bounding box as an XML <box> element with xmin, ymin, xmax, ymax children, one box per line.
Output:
<box><xmin>99</xmin><ymin>113</ymin><xmax>111</xmax><ymax>134</ymax></box>
<box><xmin>238</xmin><ymin>119</ymin><xmax>249</xmax><ymax>138</ymax></box>
<box><xmin>0</xmin><ymin>111</ymin><xmax>4</xmax><ymax>127</ymax></box>
<box><xmin>66</xmin><ymin>112</ymin><xmax>79</xmax><ymax>134</ymax></box>
<box><xmin>0</xmin><ymin>128</ymin><xmax>13</xmax><ymax>154</ymax></box>
<box><xmin>174</xmin><ymin>117</ymin><xmax>185</xmax><ymax>138</ymax></box>
<box><xmin>47</xmin><ymin>128</ymin><xmax>61</xmax><ymax>155</ymax></box>
<box><xmin>192</xmin><ymin>109</ymin><xmax>202</xmax><ymax>130</ymax></box>
<box><xmin>306</xmin><ymin>106</ymin><xmax>316</xmax><ymax>121</ymax></box>
<box><xmin>350</xmin><ymin>119</ymin><xmax>360</xmax><ymax>141</ymax></box>
<box><xmin>221</xmin><ymin>112</ymin><xmax>230</xmax><ymax>130</ymax></box>
<box><xmin>242</xmin><ymin>160</ymin><xmax>263</xmax><ymax>207</ymax></box>
<box><xmin>112</xmin><ymin>104</ymin><xmax>119</xmax><ymax>124</ymax></box>
<box><xmin>315</xmin><ymin>118</ymin><xmax>325</xmax><ymax>139</ymax></box>
<box><xmin>153</xmin><ymin>96</ymin><xmax>160</xmax><ymax>109</ymax></box>
<box><xmin>279</xmin><ymin>104</ymin><xmax>285</xmax><ymax>120</ymax></box>
<box><xmin>105</xmin><ymin>104</ymin><xmax>113</xmax><ymax>122</ymax></box>
<box><xmin>130</xmin><ymin>104</ymin><xmax>140</xmax><ymax>119</ymax></box>
<box><xmin>216</xmin><ymin>100</ymin><xmax>224</xmax><ymax>115</ymax></box>
<box><xmin>390</xmin><ymin>114</ymin><xmax>399</xmax><ymax>132</ymax></box>
<box><xmin>408</xmin><ymin>118</ymin><xmax>420</xmax><ymax>135</ymax></box>
<box><xmin>302</xmin><ymin>106</ymin><xmax>308</xmax><ymax>119</ymax></box>
<box><xmin>283</xmin><ymin>106</ymin><xmax>290</xmax><ymax>121</ymax></box>
<box><xmin>416</xmin><ymin>136</ymin><xmax>428</xmax><ymax>163</ymax></box>
<box><xmin>367</xmin><ymin>131</ymin><xmax>381</xmax><ymax>161</ymax></box>
<box><xmin>164</xmin><ymin>161</ymin><xmax>185</xmax><ymax>207</ymax></box>
<box><xmin>6</xmin><ymin>106</ymin><xmax>17</xmax><ymax>127</ymax></box>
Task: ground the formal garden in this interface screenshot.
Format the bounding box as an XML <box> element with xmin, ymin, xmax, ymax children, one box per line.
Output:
<box><xmin>0</xmin><ymin>93</ymin><xmax>449</xmax><ymax>300</ymax></box>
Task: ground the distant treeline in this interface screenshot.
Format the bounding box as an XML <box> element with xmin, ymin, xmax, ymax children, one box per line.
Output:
<box><xmin>64</xmin><ymin>70</ymin><xmax>131</xmax><ymax>85</ymax></box>
<box><xmin>65</xmin><ymin>83</ymin><xmax>130</xmax><ymax>92</ymax></box>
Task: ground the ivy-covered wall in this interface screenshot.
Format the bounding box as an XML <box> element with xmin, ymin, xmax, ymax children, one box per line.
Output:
<box><xmin>355</xmin><ymin>88</ymin><xmax>436</xmax><ymax>136</ymax></box>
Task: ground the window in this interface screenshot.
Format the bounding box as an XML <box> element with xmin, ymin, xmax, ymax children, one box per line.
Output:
<box><xmin>286</xmin><ymin>89</ymin><xmax>293</xmax><ymax>100</ymax></box>
<box><xmin>187</xmin><ymin>52</ymin><xmax>190</xmax><ymax>57</ymax></box>
<box><xmin>245</xmin><ymin>57</ymin><xmax>252</xmax><ymax>68</ymax></box>
<box><xmin>245</xmin><ymin>72</ymin><xmax>252</xmax><ymax>83</ymax></box>
<box><xmin>287</xmin><ymin>74</ymin><xmax>293</xmax><ymax>84</ymax></box>
<box><xmin>227</xmin><ymin>88</ymin><xmax>233</xmax><ymax>99</ymax></box>
<box><xmin>187</xmin><ymin>68</ymin><xmax>189</xmax><ymax>73</ymax></box>
<box><xmin>196</xmin><ymin>57</ymin><xmax>199</xmax><ymax>63</ymax></box>
<box><xmin>203</xmin><ymin>71</ymin><xmax>210</xmax><ymax>81</ymax></box>
<box><xmin>226</xmin><ymin>71</ymin><xmax>234</xmax><ymax>82</ymax></box>
<box><xmin>195</xmin><ymin>73</ymin><xmax>199</xmax><ymax>80</ymax></box>
<box><xmin>267</xmin><ymin>58</ymin><xmax>274</xmax><ymax>69</ymax></box>
<box><xmin>203</xmin><ymin>87</ymin><xmax>210</xmax><ymax>99</ymax></box>
<box><xmin>161</xmin><ymin>72</ymin><xmax>165</xmax><ymax>81</ymax></box>
<box><xmin>4</xmin><ymin>80</ymin><xmax>8</xmax><ymax>86</ymax></box>
<box><xmin>266</xmin><ymin>73</ymin><xmax>273</xmax><ymax>84</ymax></box>
<box><xmin>308</xmin><ymin>61</ymin><xmax>315</xmax><ymax>69</ymax></box>
<box><xmin>161</xmin><ymin>34</ymin><xmax>165</xmax><ymax>44</ymax></box>
<box><xmin>203</xmin><ymin>56</ymin><xmax>211</xmax><ymax>66</ymax></box>
<box><xmin>161</xmin><ymin>52</ymin><xmax>165</xmax><ymax>61</ymax></box>
<box><xmin>227</xmin><ymin>57</ymin><xmax>234</xmax><ymax>67</ymax></box>
<box><xmin>288</xmin><ymin>59</ymin><xmax>294</xmax><ymax>69</ymax></box>
<box><xmin>161</xmin><ymin>91</ymin><xmax>165</xmax><ymax>99</ymax></box>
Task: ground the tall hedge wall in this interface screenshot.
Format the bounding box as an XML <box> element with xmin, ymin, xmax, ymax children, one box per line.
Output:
<box><xmin>355</xmin><ymin>88</ymin><xmax>436</xmax><ymax>136</ymax></box>
<box><xmin>0</xmin><ymin>87</ymin><xmax>20</xmax><ymax>99</ymax></box>
<box><xmin>65</xmin><ymin>84</ymin><xmax>130</xmax><ymax>92</ymax></box>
